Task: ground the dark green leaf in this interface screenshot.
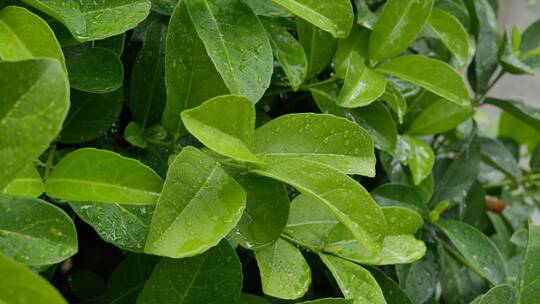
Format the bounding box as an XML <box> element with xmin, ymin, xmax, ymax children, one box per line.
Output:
<box><xmin>518</xmin><ymin>224</ymin><xmax>540</xmax><ymax>303</ymax></box>
<box><xmin>369</xmin><ymin>267</ymin><xmax>414</xmax><ymax>304</ymax></box>
<box><xmin>486</xmin><ymin>98</ymin><xmax>540</xmax><ymax>132</ymax></box>
<box><xmin>476</xmin><ymin>284</ymin><xmax>517</xmax><ymax>304</ymax></box>
<box><xmin>66</xmin><ymin>47</ymin><xmax>123</xmax><ymax>94</ymax></box>
<box><xmin>297</xmin><ymin>19</ymin><xmax>337</xmax><ymax>80</ymax></box>
<box><xmin>480</xmin><ymin>137</ymin><xmax>522</xmax><ymax>183</ymax></box>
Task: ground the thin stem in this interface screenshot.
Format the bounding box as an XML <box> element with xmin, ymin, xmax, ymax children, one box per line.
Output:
<box><xmin>299</xmin><ymin>77</ymin><xmax>339</xmax><ymax>90</ymax></box>
<box><xmin>43</xmin><ymin>143</ymin><xmax>57</xmax><ymax>181</ymax></box>
<box><xmin>483</xmin><ymin>172</ymin><xmax>540</xmax><ymax>190</ymax></box>
<box><xmin>439</xmin><ymin>238</ymin><xmax>489</xmax><ymax>282</ymax></box>
<box><xmin>475</xmin><ymin>70</ymin><xmax>506</xmax><ymax>104</ymax></box>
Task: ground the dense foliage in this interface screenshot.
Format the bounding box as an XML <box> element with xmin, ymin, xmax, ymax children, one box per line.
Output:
<box><xmin>2</xmin><ymin>0</ymin><xmax>540</xmax><ymax>303</ymax></box>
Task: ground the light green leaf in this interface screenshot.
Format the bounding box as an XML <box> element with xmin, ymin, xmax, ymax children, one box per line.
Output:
<box><xmin>261</xmin><ymin>18</ymin><xmax>307</xmax><ymax>91</ymax></box>
<box><xmin>297</xmin><ymin>19</ymin><xmax>337</xmax><ymax>80</ymax></box>
<box><xmin>181</xmin><ymin>95</ymin><xmax>262</xmax><ymax>164</ymax></box>
<box><xmin>230</xmin><ymin>173</ymin><xmax>289</xmax><ymax>250</ymax></box>
<box><xmin>253</xmin><ymin>113</ymin><xmax>375</xmax><ymax>176</ymax></box>
<box><xmin>406</xmin><ymin>97</ymin><xmax>474</xmax><ymax>135</ymax></box>
<box><xmin>162</xmin><ymin>1</ymin><xmax>228</xmax><ymax>137</ymax></box>
<box><xmin>320</xmin><ymin>254</ymin><xmax>386</xmax><ymax>304</ymax></box>
<box><xmin>403</xmin><ymin>135</ymin><xmax>435</xmax><ymax>185</ymax></box>
<box><xmin>427</xmin><ymin>8</ymin><xmax>470</xmax><ymax>67</ymax></box>
<box><xmin>480</xmin><ymin>137</ymin><xmax>523</xmax><ymax>183</ymax></box>
<box><xmin>377</xmin><ymin>55</ymin><xmax>470</xmax><ymax>106</ymax></box>
<box><xmin>0</xmin><ymin>195</ymin><xmax>77</xmax><ymax>265</ymax></box>
<box><xmin>71</xmin><ymin>202</ymin><xmax>153</xmax><ymax>253</ymax></box>
<box><xmin>382</xmin><ymin>207</ymin><xmax>424</xmax><ymax>236</ymax></box>
<box><xmin>368</xmin><ymin>0</ymin><xmax>433</xmax><ymax>63</ymax></box>
<box><xmin>22</xmin><ymin>0</ymin><xmax>151</xmax><ymax>41</ymax></box>
<box><xmin>335</xmin><ymin>25</ymin><xmax>369</xmax><ymax>77</ymax></box>
<box><xmin>46</xmin><ymin>148</ymin><xmax>163</xmax><ymax>205</ymax></box>
<box><xmin>186</xmin><ymin>0</ymin><xmax>273</xmax><ymax>102</ymax></box>
<box><xmin>66</xmin><ymin>47</ymin><xmax>123</xmax><ymax>94</ymax></box>
<box><xmin>128</xmin><ymin>20</ymin><xmax>167</xmax><ymax>128</ymax></box>
<box><xmin>138</xmin><ymin>240</ymin><xmax>242</xmax><ymax>303</ymax></box>
<box><xmin>0</xmin><ymin>59</ymin><xmax>69</xmax><ymax>191</ymax></box>
<box><xmin>518</xmin><ymin>224</ymin><xmax>540</xmax><ymax>303</ymax></box>
<box><xmin>337</xmin><ymin>52</ymin><xmax>387</xmax><ymax>108</ymax></box>
<box><xmin>354</xmin><ymin>0</ymin><xmax>377</xmax><ymax>30</ymax></box>
<box><xmin>254</xmin><ymin>157</ymin><xmax>385</xmax><ymax>254</ymax></box>
<box><xmin>273</xmin><ymin>0</ymin><xmax>353</xmax><ymax>38</ymax></box>
<box><xmin>0</xmin><ymin>252</ymin><xmax>67</xmax><ymax>304</ymax></box>
<box><xmin>437</xmin><ymin>220</ymin><xmax>507</xmax><ymax>285</ymax></box>
<box><xmin>58</xmin><ymin>89</ymin><xmax>123</xmax><ymax>144</ymax></box>
<box><xmin>255</xmin><ymin>239</ymin><xmax>311</xmax><ymax>299</ymax></box>
<box><xmin>0</xmin><ymin>6</ymin><xmax>66</xmax><ymax>71</ymax></box>
<box><xmin>144</xmin><ymin>147</ymin><xmax>246</xmax><ymax>258</ymax></box>
<box><xmin>2</xmin><ymin>165</ymin><xmax>44</xmax><ymax>198</ymax></box>
<box><xmin>476</xmin><ymin>284</ymin><xmax>517</xmax><ymax>304</ymax></box>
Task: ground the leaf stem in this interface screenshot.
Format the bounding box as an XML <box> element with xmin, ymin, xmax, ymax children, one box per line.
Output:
<box><xmin>263</xmin><ymin>77</ymin><xmax>340</xmax><ymax>97</ymax></box>
<box><xmin>475</xmin><ymin>70</ymin><xmax>506</xmax><ymax>104</ymax></box>
<box><xmin>438</xmin><ymin>238</ymin><xmax>489</xmax><ymax>282</ymax></box>
<box><xmin>483</xmin><ymin>172</ymin><xmax>540</xmax><ymax>190</ymax></box>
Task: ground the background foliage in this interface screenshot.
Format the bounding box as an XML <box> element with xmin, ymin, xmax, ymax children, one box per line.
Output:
<box><xmin>2</xmin><ymin>0</ymin><xmax>540</xmax><ymax>303</ymax></box>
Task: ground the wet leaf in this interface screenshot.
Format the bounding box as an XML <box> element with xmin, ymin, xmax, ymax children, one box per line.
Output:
<box><xmin>66</xmin><ymin>47</ymin><xmax>123</xmax><ymax>94</ymax></box>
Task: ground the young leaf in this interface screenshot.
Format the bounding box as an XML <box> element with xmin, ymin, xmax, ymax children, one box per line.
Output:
<box><xmin>261</xmin><ymin>18</ymin><xmax>307</xmax><ymax>91</ymax></box>
<box><xmin>66</xmin><ymin>47</ymin><xmax>123</xmax><ymax>94</ymax></box>
<box><xmin>320</xmin><ymin>254</ymin><xmax>386</xmax><ymax>304</ymax></box>
<box><xmin>22</xmin><ymin>0</ymin><xmax>152</xmax><ymax>41</ymax></box>
<box><xmin>46</xmin><ymin>148</ymin><xmax>163</xmax><ymax>205</ymax></box>
<box><xmin>253</xmin><ymin>157</ymin><xmax>386</xmax><ymax>254</ymax></box>
<box><xmin>403</xmin><ymin>135</ymin><xmax>435</xmax><ymax>185</ymax></box>
<box><xmin>185</xmin><ymin>0</ymin><xmax>273</xmax><ymax>102</ymax></box>
<box><xmin>273</xmin><ymin>0</ymin><xmax>353</xmax><ymax>39</ymax></box>
<box><xmin>181</xmin><ymin>95</ymin><xmax>262</xmax><ymax>164</ymax></box>
<box><xmin>297</xmin><ymin>19</ymin><xmax>337</xmax><ymax>80</ymax></box>
<box><xmin>253</xmin><ymin>113</ymin><xmax>376</xmax><ymax>176</ymax></box>
<box><xmin>71</xmin><ymin>202</ymin><xmax>153</xmax><ymax>253</ymax></box>
<box><xmin>0</xmin><ymin>6</ymin><xmax>66</xmax><ymax>71</ymax></box>
<box><xmin>138</xmin><ymin>240</ymin><xmax>242</xmax><ymax>303</ymax></box>
<box><xmin>255</xmin><ymin>239</ymin><xmax>311</xmax><ymax>299</ymax></box>
<box><xmin>128</xmin><ymin>20</ymin><xmax>167</xmax><ymax>128</ymax></box>
<box><xmin>480</xmin><ymin>137</ymin><xmax>523</xmax><ymax>183</ymax></box>
<box><xmin>368</xmin><ymin>0</ymin><xmax>434</xmax><ymax>63</ymax></box>
<box><xmin>0</xmin><ymin>252</ymin><xmax>67</xmax><ymax>304</ymax></box>
<box><xmin>58</xmin><ymin>89</ymin><xmax>123</xmax><ymax>144</ymax></box>
<box><xmin>230</xmin><ymin>173</ymin><xmax>289</xmax><ymax>249</ymax></box>
<box><xmin>162</xmin><ymin>1</ymin><xmax>229</xmax><ymax>137</ymax></box>
<box><xmin>406</xmin><ymin>97</ymin><xmax>474</xmax><ymax>135</ymax></box>
<box><xmin>144</xmin><ymin>147</ymin><xmax>246</xmax><ymax>258</ymax></box>
<box><xmin>437</xmin><ymin>220</ymin><xmax>507</xmax><ymax>285</ymax></box>
<box><xmin>485</xmin><ymin>98</ymin><xmax>540</xmax><ymax>131</ymax></box>
<box><xmin>337</xmin><ymin>52</ymin><xmax>387</xmax><ymax>108</ymax></box>
<box><xmin>427</xmin><ymin>8</ymin><xmax>470</xmax><ymax>67</ymax></box>
<box><xmin>0</xmin><ymin>59</ymin><xmax>69</xmax><ymax>191</ymax></box>
<box><xmin>0</xmin><ymin>195</ymin><xmax>77</xmax><ymax>265</ymax></box>
<box><xmin>2</xmin><ymin>165</ymin><xmax>44</xmax><ymax>198</ymax></box>
<box><xmin>377</xmin><ymin>55</ymin><xmax>470</xmax><ymax>106</ymax></box>
<box><xmin>518</xmin><ymin>225</ymin><xmax>540</xmax><ymax>303</ymax></box>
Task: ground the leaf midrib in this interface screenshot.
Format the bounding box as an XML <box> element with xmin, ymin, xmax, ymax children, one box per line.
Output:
<box><xmin>46</xmin><ymin>178</ymin><xmax>160</xmax><ymax>198</ymax></box>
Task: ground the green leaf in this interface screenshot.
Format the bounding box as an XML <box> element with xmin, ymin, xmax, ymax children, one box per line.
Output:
<box><xmin>261</xmin><ymin>18</ymin><xmax>307</xmax><ymax>91</ymax></box>
<box><xmin>0</xmin><ymin>252</ymin><xmax>67</xmax><ymax>304</ymax></box>
<box><xmin>406</xmin><ymin>96</ymin><xmax>474</xmax><ymax>135</ymax></box>
<box><xmin>241</xmin><ymin>0</ymin><xmax>292</xmax><ymax>17</ymax></box>
<box><xmin>499</xmin><ymin>30</ymin><xmax>535</xmax><ymax>75</ymax></box>
<box><xmin>319</xmin><ymin>253</ymin><xmax>386</xmax><ymax>304</ymax></box>
<box><xmin>0</xmin><ymin>195</ymin><xmax>77</xmax><ymax>265</ymax></box>
<box><xmin>380</xmin><ymin>82</ymin><xmax>407</xmax><ymax>124</ymax></box>
<box><xmin>396</xmin><ymin>246</ymin><xmax>440</xmax><ymax>304</ymax></box>
<box><xmin>0</xmin><ymin>59</ymin><xmax>69</xmax><ymax>191</ymax></box>
<box><xmin>354</xmin><ymin>0</ymin><xmax>377</xmax><ymax>30</ymax></box>
<box><xmin>255</xmin><ymin>238</ymin><xmax>311</xmax><ymax>299</ymax></box>
<box><xmin>22</xmin><ymin>0</ymin><xmax>151</xmax><ymax>41</ymax></box>
<box><xmin>124</xmin><ymin>121</ymin><xmax>148</xmax><ymax>149</ymax></box>
<box><xmin>58</xmin><ymin>89</ymin><xmax>123</xmax><ymax>144</ymax></box>
<box><xmin>253</xmin><ymin>113</ymin><xmax>375</xmax><ymax>176</ymax></box>
<box><xmin>46</xmin><ymin>148</ymin><xmax>163</xmax><ymax>205</ymax></box>
<box><xmin>71</xmin><ymin>202</ymin><xmax>153</xmax><ymax>253</ymax></box>
<box><xmin>138</xmin><ymin>240</ymin><xmax>242</xmax><ymax>303</ymax></box>
<box><xmin>368</xmin><ymin>0</ymin><xmax>433</xmax><ymax>63</ymax></box>
<box><xmin>335</xmin><ymin>25</ymin><xmax>369</xmax><ymax>77</ymax></box>
<box><xmin>371</xmin><ymin>183</ymin><xmax>427</xmax><ymax>214</ymax></box>
<box><xmin>185</xmin><ymin>0</ymin><xmax>273</xmax><ymax>102</ymax></box>
<box><xmin>128</xmin><ymin>20</ymin><xmax>167</xmax><ymax>128</ymax></box>
<box><xmin>427</xmin><ymin>8</ymin><xmax>470</xmax><ymax>67</ymax></box>
<box><xmin>273</xmin><ymin>0</ymin><xmax>353</xmax><ymax>39</ymax></box>
<box><xmin>486</xmin><ymin>98</ymin><xmax>540</xmax><ymax>131</ymax></box>
<box><xmin>144</xmin><ymin>147</ymin><xmax>246</xmax><ymax>258</ymax></box>
<box><xmin>487</xmin><ymin>212</ymin><xmax>515</xmax><ymax>258</ymax></box>
<box><xmin>521</xmin><ymin>18</ymin><xmax>540</xmax><ymax>68</ymax></box>
<box><xmin>437</xmin><ymin>220</ymin><xmax>507</xmax><ymax>285</ymax></box>
<box><xmin>162</xmin><ymin>1</ymin><xmax>228</xmax><ymax>137</ymax></box>
<box><xmin>0</xmin><ymin>6</ymin><xmax>66</xmax><ymax>71</ymax></box>
<box><xmin>2</xmin><ymin>165</ymin><xmax>44</xmax><ymax>198</ymax></box>
<box><xmin>369</xmin><ymin>267</ymin><xmax>414</xmax><ymax>304</ymax></box>
<box><xmin>377</xmin><ymin>55</ymin><xmax>470</xmax><ymax>106</ymax></box>
<box><xmin>229</xmin><ymin>173</ymin><xmax>289</xmax><ymax>249</ymax></box>
<box><xmin>298</xmin><ymin>300</ymin><xmax>353</xmax><ymax>304</ymax></box>
<box><xmin>518</xmin><ymin>224</ymin><xmax>540</xmax><ymax>303</ymax></box>
<box><xmin>403</xmin><ymin>135</ymin><xmax>435</xmax><ymax>185</ymax></box>
<box><xmin>311</xmin><ymin>83</ymin><xmax>397</xmax><ymax>152</ymax></box>
<box><xmin>181</xmin><ymin>95</ymin><xmax>262</xmax><ymax>164</ymax></box>
<box><xmin>254</xmin><ymin>157</ymin><xmax>385</xmax><ymax>254</ymax></box>
<box><xmin>337</xmin><ymin>52</ymin><xmax>387</xmax><ymax>108</ymax></box>
<box><xmin>297</xmin><ymin>19</ymin><xmax>337</xmax><ymax>80</ymax></box>
<box><xmin>240</xmin><ymin>293</ymin><xmax>271</xmax><ymax>304</ymax></box>
<box><xmin>480</xmin><ymin>137</ymin><xmax>523</xmax><ymax>183</ymax></box>
<box><xmin>66</xmin><ymin>47</ymin><xmax>123</xmax><ymax>94</ymax></box>
<box><xmin>441</xmin><ymin>252</ymin><xmax>486</xmax><ymax>304</ymax></box>
<box><xmin>476</xmin><ymin>284</ymin><xmax>517</xmax><ymax>304</ymax></box>
<box><xmin>382</xmin><ymin>207</ymin><xmax>424</xmax><ymax>235</ymax></box>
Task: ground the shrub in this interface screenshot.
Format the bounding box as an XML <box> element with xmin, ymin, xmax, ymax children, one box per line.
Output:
<box><xmin>1</xmin><ymin>0</ymin><xmax>540</xmax><ymax>303</ymax></box>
